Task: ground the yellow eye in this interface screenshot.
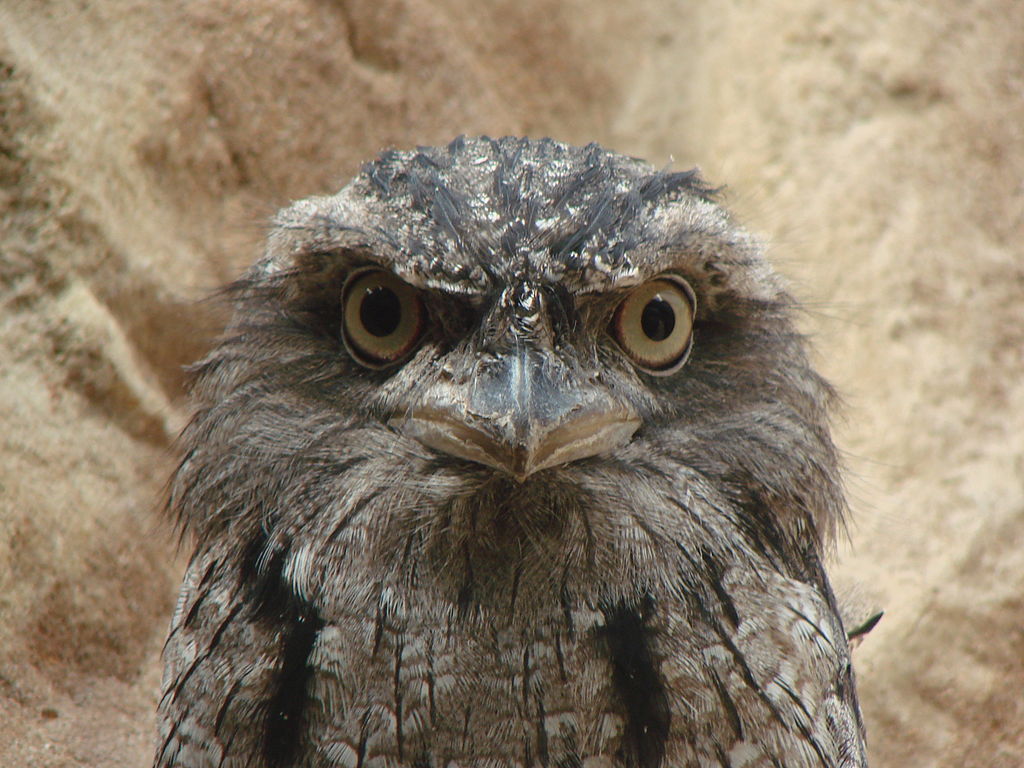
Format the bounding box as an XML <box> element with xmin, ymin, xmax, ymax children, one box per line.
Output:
<box><xmin>342</xmin><ymin>269</ymin><xmax>426</xmax><ymax>368</ymax></box>
<box><xmin>610</xmin><ymin>276</ymin><xmax>696</xmax><ymax>375</ymax></box>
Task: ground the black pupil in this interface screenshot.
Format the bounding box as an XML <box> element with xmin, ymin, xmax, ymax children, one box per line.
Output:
<box><xmin>360</xmin><ymin>286</ymin><xmax>402</xmax><ymax>337</ymax></box>
<box><xmin>641</xmin><ymin>296</ymin><xmax>675</xmax><ymax>341</ymax></box>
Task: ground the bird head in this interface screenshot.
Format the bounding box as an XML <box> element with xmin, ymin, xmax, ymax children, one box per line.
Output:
<box><xmin>173</xmin><ymin>137</ymin><xmax>843</xmax><ymax>610</ymax></box>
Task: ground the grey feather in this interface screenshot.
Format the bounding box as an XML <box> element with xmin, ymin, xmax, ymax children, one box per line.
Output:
<box><xmin>155</xmin><ymin>137</ymin><xmax>867</xmax><ymax>768</ymax></box>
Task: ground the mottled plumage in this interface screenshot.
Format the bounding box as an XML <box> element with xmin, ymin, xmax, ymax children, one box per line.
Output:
<box><xmin>155</xmin><ymin>136</ymin><xmax>867</xmax><ymax>768</ymax></box>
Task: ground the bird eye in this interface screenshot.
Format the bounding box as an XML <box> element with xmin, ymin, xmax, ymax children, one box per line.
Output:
<box><xmin>342</xmin><ymin>268</ymin><xmax>426</xmax><ymax>368</ymax></box>
<box><xmin>610</xmin><ymin>276</ymin><xmax>695</xmax><ymax>375</ymax></box>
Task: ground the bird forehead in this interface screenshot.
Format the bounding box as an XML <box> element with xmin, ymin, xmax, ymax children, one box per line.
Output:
<box><xmin>346</xmin><ymin>137</ymin><xmax>700</xmax><ymax>293</ymax></box>
<box><xmin>263</xmin><ymin>137</ymin><xmax>756</xmax><ymax>299</ymax></box>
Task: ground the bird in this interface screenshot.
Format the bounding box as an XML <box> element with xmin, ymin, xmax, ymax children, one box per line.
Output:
<box><xmin>154</xmin><ymin>136</ymin><xmax>868</xmax><ymax>768</ymax></box>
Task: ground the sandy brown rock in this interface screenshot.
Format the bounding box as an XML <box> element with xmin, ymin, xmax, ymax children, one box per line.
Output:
<box><xmin>1</xmin><ymin>0</ymin><xmax>1021</xmax><ymax>765</ymax></box>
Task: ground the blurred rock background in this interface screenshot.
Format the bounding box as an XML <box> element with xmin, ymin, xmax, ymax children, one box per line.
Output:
<box><xmin>1</xmin><ymin>1</ymin><xmax>1021</xmax><ymax>765</ymax></box>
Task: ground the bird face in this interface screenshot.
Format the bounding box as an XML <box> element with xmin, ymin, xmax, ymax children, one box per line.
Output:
<box><xmin>262</xmin><ymin>141</ymin><xmax>742</xmax><ymax>481</ymax></box>
<box><xmin>339</xmin><ymin>251</ymin><xmax>701</xmax><ymax>480</ymax></box>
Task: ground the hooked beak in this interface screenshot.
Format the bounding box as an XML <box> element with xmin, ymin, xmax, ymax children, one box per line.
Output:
<box><xmin>390</xmin><ymin>350</ymin><xmax>640</xmax><ymax>481</ymax></box>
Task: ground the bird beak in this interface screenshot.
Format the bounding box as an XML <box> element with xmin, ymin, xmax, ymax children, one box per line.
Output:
<box><xmin>390</xmin><ymin>350</ymin><xmax>640</xmax><ymax>481</ymax></box>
